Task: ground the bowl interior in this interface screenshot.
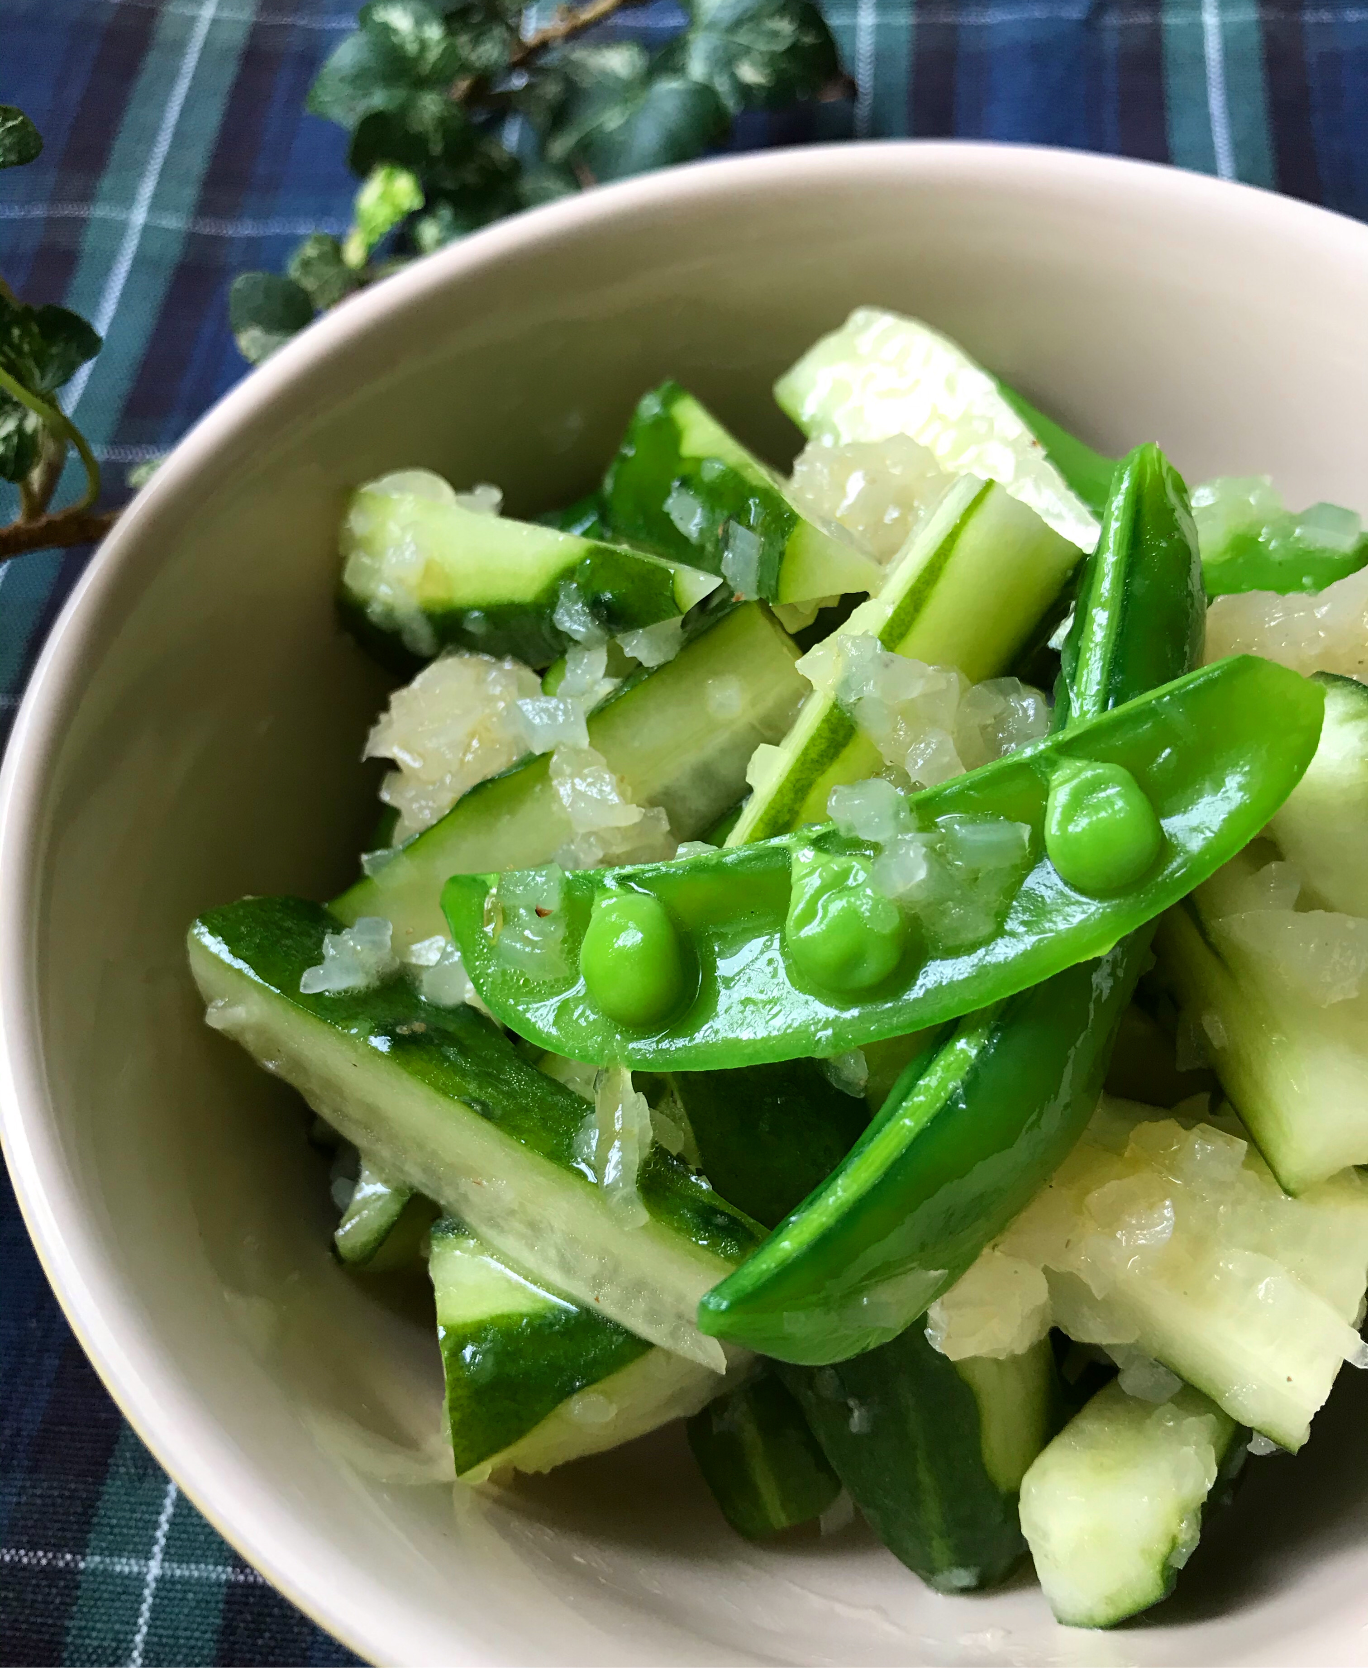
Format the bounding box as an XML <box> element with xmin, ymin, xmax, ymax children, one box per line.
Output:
<box><xmin>2</xmin><ymin>145</ymin><xmax>1365</xmax><ymax>1667</ymax></box>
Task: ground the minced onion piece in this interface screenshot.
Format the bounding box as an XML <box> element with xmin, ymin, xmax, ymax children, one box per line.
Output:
<box><xmin>300</xmin><ymin>916</ymin><xmax>399</xmax><ymax>995</ymax></box>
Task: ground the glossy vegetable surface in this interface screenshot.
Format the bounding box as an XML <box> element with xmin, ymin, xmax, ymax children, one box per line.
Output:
<box><xmin>782</xmin><ymin>1329</ymin><xmax>1059</xmax><ymax>1588</ymax></box>
<box><xmin>602</xmin><ymin>380</ymin><xmax>882</xmax><ymax>604</ymax></box>
<box><xmin>665</xmin><ymin>1059</ymin><xmax>870</xmax><ymax>1229</ymax></box>
<box><xmin>1052</xmin><ymin>444</ymin><xmax>1204</xmax><ymax>730</ymax></box>
<box><xmin>340</xmin><ymin>480</ymin><xmax>722</xmax><ymax>667</ymax></box>
<box><xmin>189</xmin><ymin>896</ymin><xmax>761</xmax><ymax>1367</ymax></box>
<box><xmin>694</xmin><ymin>442</ymin><xmax>1208</xmax><ymax>1361</ymax></box>
<box><xmin>336</xmin><ymin>602</ymin><xmax>805</xmax><ymax>949</ymax></box>
<box><xmin>729</xmin><ymin>474</ymin><xmax>1080</xmax><ymax>843</ymax></box>
<box><xmin>686</xmin><ymin>1370</ymin><xmax>841</xmax><ymax>1539</ymax></box>
<box><xmin>443</xmin><ymin>656</ymin><xmax>1324</xmax><ymax>1068</ymax></box>
<box><xmin>430</xmin><ymin>1220</ymin><xmax>723</xmax><ymax>1483</ymax></box>
<box><xmin>696</xmin><ymin>933</ymin><xmax>1150</xmax><ymax>1362</ymax></box>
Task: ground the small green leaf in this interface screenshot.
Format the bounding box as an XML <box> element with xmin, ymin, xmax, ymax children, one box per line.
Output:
<box><xmin>532</xmin><ymin>42</ymin><xmax>652</xmax><ymax>153</ymax></box>
<box><xmin>550</xmin><ymin>63</ymin><xmax>730</xmax><ymax>182</ymax></box>
<box><xmin>442</xmin><ymin>0</ymin><xmax>520</xmax><ymax>79</ymax></box>
<box><xmin>344</xmin><ymin>165</ymin><xmax>426</xmax><ymax>266</ymax></box>
<box><xmin>307</xmin><ymin>0</ymin><xmax>459</xmax><ymax>130</ymax></box>
<box><xmin>288</xmin><ymin>232</ymin><xmax>361</xmax><ymax>310</ymax></box>
<box><xmin>363</xmin><ymin>0</ymin><xmax>457</xmax><ymax>72</ymax></box>
<box><xmin>126</xmin><ymin>454</ymin><xmax>167</xmax><ymax>490</ymax></box>
<box><xmin>0</xmin><ymin>293</ymin><xmax>102</xmax><ymax>396</ymax></box>
<box><xmin>347</xmin><ymin>90</ymin><xmax>470</xmax><ymax>178</ymax></box>
<box><xmin>0</xmin><ymin>401</ymin><xmax>40</xmax><ymax>483</ymax></box>
<box><xmin>0</xmin><ymin>105</ymin><xmax>43</xmax><ymax>169</ymax></box>
<box><xmin>228</xmin><ymin>272</ymin><xmax>315</xmax><ymax>364</ymax></box>
<box><xmin>675</xmin><ymin>0</ymin><xmax>840</xmax><ymax>115</ymax></box>
<box><xmin>410</xmin><ymin>164</ymin><xmax>524</xmax><ymax>251</ymax></box>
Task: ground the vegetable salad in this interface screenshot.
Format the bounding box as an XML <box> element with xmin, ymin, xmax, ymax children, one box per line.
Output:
<box><xmin>190</xmin><ymin>308</ymin><xmax>1367</xmax><ymax>1630</ymax></box>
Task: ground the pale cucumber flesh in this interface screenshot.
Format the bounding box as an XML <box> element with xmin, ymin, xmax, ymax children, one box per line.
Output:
<box><xmin>774</xmin><ymin>307</ymin><xmax>1099</xmax><ymax>553</ymax></box>
<box><xmin>1019</xmin><ymin>1381</ymin><xmax>1242</xmax><ymax>1628</ymax></box>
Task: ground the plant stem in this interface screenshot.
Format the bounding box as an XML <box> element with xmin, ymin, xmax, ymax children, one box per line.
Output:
<box><xmin>0</xmin><ymin>504</ymin><xmax>119</xmax><ymax>562</ymax></box>
<box><xmin>0</xmin><ymin>363</ymin><xmax>101</xmax><ymax>513</ymax></box>
<box><xmin>20</xmin><ymin>429</ymin><xmax>69</xmax><ymax>522</ymax></box>
<box><xmin>508</xmin><ymin>0</ymin><xmax>638</xmax><ymax>68</ymax></box>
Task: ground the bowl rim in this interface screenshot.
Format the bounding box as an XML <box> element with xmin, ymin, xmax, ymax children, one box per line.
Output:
<box><xmin>1</xmin><ymin>138</ymin><xmax>1365</xmax><ymax>1665</ymax></box>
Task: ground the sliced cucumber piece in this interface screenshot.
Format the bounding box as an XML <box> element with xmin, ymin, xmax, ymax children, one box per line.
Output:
<box><xmin>430</xmin><ymin>1220</ymin><xmax>722</xmax><ymax>1482</ymax></box>
<box><xmin>1266</xmin><ymin>671</ymin><xmax>1366</xmax><ymax>917</ymax></box>
<box><xmin>335</xmin><ymin>602</ymin><xmax>806</xmax><ymax>949</ymax></box>
<box><xmin>970</xmin><ymin>1097</ymin><xmax>1368</xmax><ymax>1450</ymax></box>
<box><xmin>1019</xmin><ymin>1380</ymin><xmax>1244</xmax><ymax>1628</ymax></box>
<box><xmin>728</xmin><ymin>474</ymin><xmax>1081</xmax><ymax>842</ymax></box>
<box><xmin>190</xmin><ymin>897</ymin><xmax>762</xmax><ymax>1369</ymax></box>
<box><xmin>335</xmin><ymin>1157</ymin><xmax>437</xmax><ymax>1270</ymax></box>
<box><xmin>340</xmin><ymin>470</ymin><xmax>720</xmax><ymax>668</ymax></box>
<box><xmin>603</xmin><ymin>381</ymin><xmax>883</xmax><ymax>604</ymax></box>
<box><xmin>686</xmin><ymin>1369</ymin><xmax>841</xmax><ymax>1539</ymax></box>
<box><xmin>1152</xmin><ymin>848</ymin><xmax>1367</xmax><ymax>1193</ymax></box>
<box><xmin>774</xmin><ymin>309</ymin><xmax>1099</xmax><ymax>553</ymax></box>
<box><xmin>781</xmin><ymin>1329</ymin><xmax>1058</xmax><ymax>1591</ymax></box>
<box><xmin>665</xmin><ymin>1060</ymin><xmax>869</xmax><ymax>1230</ymax></box>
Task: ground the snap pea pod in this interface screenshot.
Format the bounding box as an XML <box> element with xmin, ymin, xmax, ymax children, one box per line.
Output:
<box><xmin>442</xmin><ymin>655</ymin><xmax>1324</xmax><ymax>1070</ymax></box>
<box><xmin>697</xmin><ymin>933</ymin><xmax>1151</xmax><ymax>1362</ymax></box>
<box><xmin>602</xmin><ymin>380</ymin><xmax>883</xmax><ymax>604</ymax></box>
<box><xmin>1052</xmin><ymin>444</ymin><xmax>1205</xmax><ymax>731</ymax></box>
<box><xmin>696</xmin><ymin>444</ymin><xmax>1206</xmax><ymax>1363</ymax></box>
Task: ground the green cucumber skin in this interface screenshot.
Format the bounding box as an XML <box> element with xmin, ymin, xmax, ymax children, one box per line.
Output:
<box><xmin>191</xmin><ymin>896</ymin><xmax>761</xmax><ymax>1269</ymax></box>
<box><xmin>697</xmin><ymin>933</ymin><xmax>1150</xmax><ymax>1364</ymax></box>
<box><xmin>687</xmin><ymin>1369</ymin><xmax>841</xmax><ymax>1540</ymax></box>
<box><xmin>342</xmin><ymin>488</ymin><xmax>710</xmax><ymax>669</ymax></box>
<box><xmin>1054</xmin><ymin>444</ymin><xmax>1204</xmax><ymax>732</ymax></box>
<box><xmin>334</xmin><ymin>601</ymin><xmax>806</xmax><ymax>951</ymax></box>
<box><xmin>781</xmin><ymin>1329</ymin><xmax>1055</xmax><ymax>1590</ymax></box>
<box><xmin>431</xmin><ymin>1221</ymin><xmax>651</xmax><ymax>1478</ymax></box>
<box><xmin>666</xmin><ymin>1060</ymin><xmax>870</xmax><ymax>1230</ymax></box>
<box><xmin>603</xmin><ymin>381</ymin><xmax>878</xmax><ymax>603</ymax></box>
<box><xmin>365</xmin><ymin>544</ymin><xmax>690</xmax><ymax>669</ymax></box>
<box><xmin>730</xmin><ymin>476</ymin><xmax>1082</xmax><ymax>843</ymax></box>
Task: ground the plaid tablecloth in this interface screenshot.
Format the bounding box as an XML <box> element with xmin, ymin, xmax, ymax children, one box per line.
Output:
<box><xmin>1</xmin><ymin>3</ymin><xmax>1365</xmax><ymax>1662</ymax></box>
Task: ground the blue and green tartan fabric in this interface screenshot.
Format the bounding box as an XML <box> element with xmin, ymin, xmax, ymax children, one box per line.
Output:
<box><xmin>0</xmin><ymin>1</ymin><xmax>1364</xmax><ymax>1661</ymax></box>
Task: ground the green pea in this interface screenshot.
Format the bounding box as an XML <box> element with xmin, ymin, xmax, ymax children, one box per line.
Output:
<box><xmin>581</xmin><ymin>890</ymin><xmax>686</xmax><ymax>1029</ymax></box>
<box><xmin>1045</xmin><ymin>759</ymin><xmax>1163</xmax><ymax>896</ymax></box>
<box><xmin>785</xmin><ymin>852</ymin><xmax>905</xmax><ymax>994</ymax></box>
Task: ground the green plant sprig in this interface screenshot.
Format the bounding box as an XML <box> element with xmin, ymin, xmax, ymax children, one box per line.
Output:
<box><xmin>230</xmin><ymin>0</ymin><xmax>854</xmax><ymax>362</ymax></box>
<box><xmin>0</xmin><ymin>106</ymin><xmax>116</xmax><ymax>563</ymax></box>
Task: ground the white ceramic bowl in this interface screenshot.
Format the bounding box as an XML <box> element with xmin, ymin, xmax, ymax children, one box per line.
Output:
<box><xmin>1</xmin><ymin>143</ymin><xmax>1365</xmax><ymax>1668</ymax></box>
